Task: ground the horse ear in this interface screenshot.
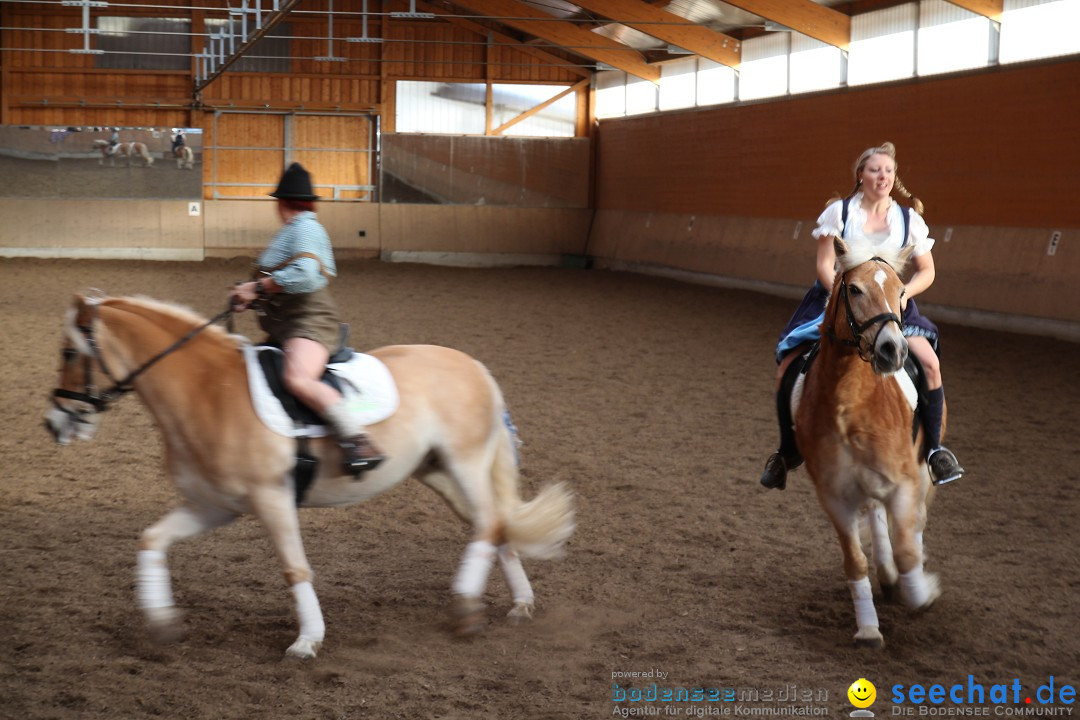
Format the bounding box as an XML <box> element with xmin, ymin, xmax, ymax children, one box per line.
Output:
<box><xmin>73</xmin><ymin>288</ymin><xmax>105</xmax><ymax>327</ymax></box>
<box><xmin>833</xmin><ymin>235</ymin><xmax>850</xmax><ymax>260</ymax></box>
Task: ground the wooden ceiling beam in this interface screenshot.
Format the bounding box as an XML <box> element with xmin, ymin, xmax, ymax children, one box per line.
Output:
<box><xmin>416</xmin><ymin>0</ymin><xmax>591</xmax><ymax>77</ymax></box>
<box><xmin>569</xmin><ymin>0</ymin><xmax>740</xmax><ymax>67</ymax></box>
<box><xmin>943</xmin><ymin>0</ymin><xmax>1003</xmax><ymax>20</ymax></box>
<box><xmin>446</xmin><ymin>0</ymin><xmax>661</xmax><ymax>81</ymax></box>
<box><xmin>721</xmin><ymin>0</ymin><xmax>850</xmax><ymax>49</ymax></box>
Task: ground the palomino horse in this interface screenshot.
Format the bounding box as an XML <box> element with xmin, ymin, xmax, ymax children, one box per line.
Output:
<box><xmin>93</xmin><ymin>139</ymin><xmax>155</xmax><ymax>167</ymax></box>
<box><xmin>794</xmin><ymin>237</ymin><xmax>940</xmax><ymax>648</ymax></box>
<box><xmin>45</xmin><ymin>294</ymin><xmax>574</xmax><ymax>658</ymax></box>
<box><xmin>175</xmin><ymin>145</ymin><xmax>194</xmax><ymax>170</ymax></box>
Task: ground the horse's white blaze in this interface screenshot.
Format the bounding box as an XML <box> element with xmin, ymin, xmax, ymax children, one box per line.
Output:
<box><xmin>452</xmin><ymin>540</ymin><xmax>497</xmax><ymax>597</ymax></box>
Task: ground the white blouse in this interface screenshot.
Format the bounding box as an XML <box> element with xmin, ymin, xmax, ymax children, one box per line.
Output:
<box><xmin>811</xmin><ymin>192</ymin><xmax>935</xmax><ymax>257</ymax></box>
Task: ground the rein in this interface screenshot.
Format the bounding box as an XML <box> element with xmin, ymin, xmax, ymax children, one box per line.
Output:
<box><xmin>824</xmin><ymin>257</ymin><xmax>904</xmax><ymax>361</ymax></box>
<box><xmin>53</xmin><ymin>304</ymin><xmax>233</xmax><ymax>416</ymax></box>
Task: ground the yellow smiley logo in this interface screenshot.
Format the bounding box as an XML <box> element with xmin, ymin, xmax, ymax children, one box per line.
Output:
<box><xmin>848</xmin><ymin>678</ymin><xmax>877</xmax><ymax>708</ymax></box>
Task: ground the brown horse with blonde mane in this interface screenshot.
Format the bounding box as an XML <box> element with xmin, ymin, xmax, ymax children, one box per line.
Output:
<box><xmin>794</xmin><ymin>237</ymin><xmax>941</xmax><ymax>648</ymax></box>
<box><xmin>45</xmin><ymin>294</ymin><xmax>574</xmax><ymax>658</ymax></box>
<box><xmin>93</xmin><ymin>139</ymin><xmax>155</xmax><ymax>167</ymax></box>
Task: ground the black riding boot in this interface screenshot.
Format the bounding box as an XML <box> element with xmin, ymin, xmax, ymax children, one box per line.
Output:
<box><xmin>922</xmin><ymin>387</ymin><xmax>964</xmax><ymax>485</ymax></box>
<box><xmin>760</xmin><ymin>355</ymin><xmax>805</xmax><ymax>490</ymax></box>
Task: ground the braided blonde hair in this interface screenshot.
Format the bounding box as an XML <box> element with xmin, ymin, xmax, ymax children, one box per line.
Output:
<box><xmin>844</xmin><ymin>141</ymin><xmax>924</xmax><ymax>215</ymax></box>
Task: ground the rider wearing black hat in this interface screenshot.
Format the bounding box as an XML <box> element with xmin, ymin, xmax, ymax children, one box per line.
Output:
<box><xmin>231</xmin><ymin>163</ymin><xmax>384</xmax><ymax>477</ymax></box>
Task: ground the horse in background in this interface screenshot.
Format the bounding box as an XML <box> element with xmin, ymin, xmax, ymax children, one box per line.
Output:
<box><xmin>45</xmin><ymin>294</ymin><xmax>575</xmax><ymax>658</ymax></box>
<box><xmin>794</xmin><ymin>237</ymin><xmax>940</xmax><ymax>648</ymax></box>
<box><xmin>175</xmin><ymin>145</ymin><xmax>194</xmax><ymax>170</ymax></box>
<box><xmin>93</xmin><ymin>139</ymin><xmax>155</xmax><ymax>167</ymax></box>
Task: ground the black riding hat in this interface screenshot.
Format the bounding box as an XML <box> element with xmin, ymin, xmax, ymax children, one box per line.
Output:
<box><xmin>270</xmin><ymin>162</ymin><xmax>320</xmax><ymax>201</ymax></box>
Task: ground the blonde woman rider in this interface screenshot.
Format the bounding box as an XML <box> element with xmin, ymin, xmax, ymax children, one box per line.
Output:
<box><xmin>760</xmin><ymin>142</ymin><xmax>964</xmax><ymax>491</ymax></box>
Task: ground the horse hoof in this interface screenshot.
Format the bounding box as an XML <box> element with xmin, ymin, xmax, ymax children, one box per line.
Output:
<box><xmin>854</xmin><ymin>628</ymin><xmax>885</xmax><ymax>649</ymax></box>
<box><xmin>452</xmin><ymin>595</ymin><xmax>486</xmax><ymax>636</ymax></box>
<box><xmin>506</xmin><ymin>601</ymin><xmax>534</xmax><ymax>625</ymax></box>
<box><xmin>145</xmin><ymin>608</ymin><xmax>186</xmax><ymax>644</ymax></box>
<box><xmin>286</xmin><ymin>637</ymin><xmax>322</xmax><ymax>659</ymax></box>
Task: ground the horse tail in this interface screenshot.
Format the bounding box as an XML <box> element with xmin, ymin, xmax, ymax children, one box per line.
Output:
<box><xmin>490</xmin><ymin>403</ymin><xmax>575</xmax><ymax>560</ymax></box>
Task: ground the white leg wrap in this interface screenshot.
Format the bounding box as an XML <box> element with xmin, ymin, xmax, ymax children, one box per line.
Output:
<box><xmin>900</xmin><ymin>567</ymin><xmax>931</xmax><ymax>608</ymax></box>
<box><xmin>137</xmin><ymin>550</ymin><xmax>174</xmax><ymax>610</ymax></box>
<box><xmin>849</xmin><ymin>577</ymin><xmax>879</xmax><ymax>630</ymax></box>
<box><xmin>291</xmin><ymin>581</ymin><xmax>325</xmax><ymax>643</ymax></box>
<box><xmin>452</xmin><ymin>540</ymin><xmax>496</xmax><ymax>597</ymax></box>
<box><xmin>497</xmin><ymin>545</ymin><xmax>534</xmax><ymax>605</ymax></box>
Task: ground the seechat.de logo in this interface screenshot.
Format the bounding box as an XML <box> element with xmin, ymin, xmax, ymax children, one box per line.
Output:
<box><xmin>849</xmin><ymin>678</ymin><xmax>877</xmax><ymax>718</ymax></box>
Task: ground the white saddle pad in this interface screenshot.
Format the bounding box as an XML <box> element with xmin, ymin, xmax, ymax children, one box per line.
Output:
<box><xmin>242</xmin><ymin>344</ymin><xmax>399</xmax><ymax>438</ymax></box>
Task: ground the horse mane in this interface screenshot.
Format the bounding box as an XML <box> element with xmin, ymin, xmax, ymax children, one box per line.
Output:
<box><xmin>835</xmin><ymin>242</ymin><xmax>910</xmax><ymax>276</ymax></box>
<box><xmin>106</xmin><ymin>296</ymin><xmax>239</xmax><ymax>348</ymax></box>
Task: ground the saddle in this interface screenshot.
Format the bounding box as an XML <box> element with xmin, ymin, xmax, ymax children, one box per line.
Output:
<box><xmin>243</xmin><ymin>324</ymin><xmax>399</xmax><ymax>438</ymax></box>
<box><xmin>241</xmin><ymin>325</ymin><xmax>399</xmax><ymax>505</ymax></box>
<box><xmin>255</xmin><ymin>326</ymin><xmax>354</xmax><ymax>428</ymax></box>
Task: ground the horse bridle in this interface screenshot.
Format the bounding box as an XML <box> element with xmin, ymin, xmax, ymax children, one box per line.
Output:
<box><xmin>51</xmin><ymin>303</ymin><xmax>232</xmax><ymax>422</ymax></box>
<box><xmin>825</xmin><ymin>257</ymin><xmax>904</xmax><ymax>361</ymax></box>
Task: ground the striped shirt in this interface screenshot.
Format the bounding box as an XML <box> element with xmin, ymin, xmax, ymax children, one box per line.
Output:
<box><xmin>257</xmin><ymin>211</ymin><xmax>337</xmax><ymax>294</ymax></box>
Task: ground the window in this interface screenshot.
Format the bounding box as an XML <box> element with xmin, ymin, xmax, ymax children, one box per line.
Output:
<box><xmin>848</xmin><ymin>4</ymin><xmax>918</xmax><ymax>86</ymax></box>
<box><xmin>918</xmin><ymin>0</ymin><xmax>992</xmax><ymax>76</ymax></box>
<box><xmin>395</xmin><ymin>81</ymin><xmax>486</xmax><ymax>134</ymax></box>
<box><xmin>491</xmin><ymin>84</ymin><xmax>576</xmax><ymax>138</ymax></box>
<box><xmin>790</xmin><ymin>34</ymin><xmax>843</xmax><ymax>94</ymax></box>
<box><xmin>96</xmin><ymin>17</ymin><xmax>190</xmax><ymax>70</ymax></box>
<box><xmin>1000</xmin><ymin>0</ymin><xmax>1080</xmax><ymax>63</ymax></box>
<box><xmin>697</xmin><ymin>60</ymin><xmax>737</xmax><ymax>106</ymax></box>
<box><xmin>204</xmin><ymin>20</ymin><xmax>292</xmax><ymax>73</ymax></box>
<box><xmin>659</xmin><ymin>58</ymin><xmax>698</xmax><ymax>111</ymax></box>
<box><xmin>740</xmin><ymin>34</ymin><xmax>789</xmax><ymax>100</ymax></box>
<box><xmin>625</xmin><ymin>75</ymin><xmax>658</xmax><ymax>115</ymax></box>
<box><xmin>595</xmin><ymin>70</ymin><xmax>627</xmax><ymax>119</ymax></box>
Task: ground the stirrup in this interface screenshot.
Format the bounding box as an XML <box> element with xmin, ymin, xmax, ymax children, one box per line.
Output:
<box><xmin>927</xmin><ymin>447</ymin><xmax>964</xmax><ymax>486</ymax></box>
<box><xmin>339</xmin><ymin>436</ymin><xmax>385</xmax><ymax>478</ymax></box>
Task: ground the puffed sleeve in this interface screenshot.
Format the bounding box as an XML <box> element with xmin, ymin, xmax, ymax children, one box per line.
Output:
<box><xmin>811</xmin><ymin>200</ymin><xmax>844</xmax><ymax>240</ymax></box>
<box><xmin>907</xmin><ymin>209</ymin><xmax>936</xmax><ymax>256</ymax></box>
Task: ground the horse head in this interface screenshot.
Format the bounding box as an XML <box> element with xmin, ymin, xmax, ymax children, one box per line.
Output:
<box><xmin>825</xmin><ymin>237</ymin><xmax>916</xmax><ymax>374</ymax></box>
<box><xmin>45</xmin><ymin>294</ymin><xmax>109</xmax><ymax>445</ymax></box>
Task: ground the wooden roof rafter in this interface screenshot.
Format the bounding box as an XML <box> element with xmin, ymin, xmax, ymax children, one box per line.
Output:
<box><xmin>943</xmin><ymin>0</ymin><xmax>1003</xmax><ymax>20</ymax></box>
<box><xmin>567</xmin><ymin>0</ymin><xmax>741</xmax><ymax>67</ymax></box>
<box><xmin>721</xmin><ymin>0</ymin><xmax>850</xmax><ymax>50</ymax></box>
<box><xmin>443</xmin><ymin>0</ymin><xmax>661</xmax><ymax>81</ymax></box>
<box><xmin>417</xmin><ymin>0</ymin><xmax>592</xmax><ymax>77</ymax></box>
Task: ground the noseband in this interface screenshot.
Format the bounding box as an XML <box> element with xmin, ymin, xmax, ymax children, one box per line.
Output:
<box><xmin>825</xmin><ymin>257</ymin><xmax>904</xmax><ymax>361</ymax></box>
<box><xmin>52</xmin><ymin>304</ymin><xmax>232</xmax><ymax>419</ymax></box>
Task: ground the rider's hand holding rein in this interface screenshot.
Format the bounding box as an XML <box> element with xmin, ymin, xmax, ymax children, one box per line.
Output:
<box><xmin>231</xmin><ymin>276</ymin><xmax>279</xmax><ymax>312</ymax></box>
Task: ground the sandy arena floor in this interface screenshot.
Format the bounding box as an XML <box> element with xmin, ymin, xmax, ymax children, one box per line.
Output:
<box><xmin>1</xmin><ymin>257</ymin><xmax>1078</xmax><ymax>719</ymax></box>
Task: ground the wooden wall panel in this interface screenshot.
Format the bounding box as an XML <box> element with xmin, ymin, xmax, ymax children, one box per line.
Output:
<box><xmin>594</xmin><ymin>60</ymin><xmax>1080</xmax><ymax>229</ymax></box>
<box><xmin>294</xmin><ymin>115</ymin><xmax>374</xmax><ymax>197</ymax></box>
